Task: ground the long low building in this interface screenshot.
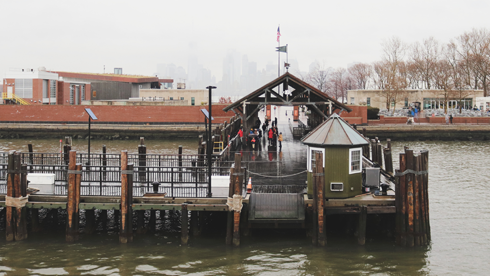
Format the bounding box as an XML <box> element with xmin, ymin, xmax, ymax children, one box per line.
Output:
<box><xmin>347</xmin><ymin>89</ymin><xmax>484</xmax><ymax>110</ymax></box>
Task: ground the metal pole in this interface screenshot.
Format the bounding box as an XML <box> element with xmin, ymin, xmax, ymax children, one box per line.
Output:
<box><xmin>206</xmin><ymin>86</ymin><xmax>216</xmax><ymax>197</ymax></box>
<box><xmin>88</xmin><ymin>117</ymin><xmax>91</xmax><ymax>166</ymax></box>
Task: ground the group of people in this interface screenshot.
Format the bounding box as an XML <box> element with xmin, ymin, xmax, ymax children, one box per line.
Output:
<box><xmin>237</xmin><ymin>116</ymin><xmax>283</xmax><ymax>151</ymax></box>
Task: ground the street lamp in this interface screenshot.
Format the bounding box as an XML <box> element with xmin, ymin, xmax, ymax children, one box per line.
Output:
<box><xmin>84</xmin><ymin>108</ymin><xmax>98</xmax><ymax>167</ymax></box>
<box><xmin>206</xmin><ymin>86</ymin><xmax>216</xmax><ymax>197</ymax></box>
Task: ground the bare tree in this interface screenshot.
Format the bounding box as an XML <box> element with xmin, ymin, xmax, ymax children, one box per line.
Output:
<box><xmin>432</xmin><ymin>59</ymin><xmax>455</xmax><ymax>114</ymax></box>
<box><xmin>328</xmin><ymin>67</ymin><xmax>349</xmax><ymax>102</ymax></box>
<box><xmin>453</xmin><ymin>28</ymin><xmax>490</xmax><ymax>96</ymax></box>
<box><xmin>348</xmin><ymin>63</ymin><xmax>372</xmax><ymax>89</ymax></box>
<box><xmin>379</xmin><ymin>37</ymin><xmax>409</xmax><ymax>112</ymax></box>
<box><xmin>307</xmin><ymin>61</ymin><xmax>332</xmax><ymax>94</ymax></box>
<box><xmin>446</xmin><ymin>43</ymin><xmax>474</xmax><ymax>112</ymax></box>
<box><xmin>410</xmin><ymin>37</ymin><xmax>440</xmax><ymax>89</ymax></box>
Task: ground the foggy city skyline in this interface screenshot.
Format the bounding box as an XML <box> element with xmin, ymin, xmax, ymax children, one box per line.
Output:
<box><xmin>1</xmin><ymin>0</ymin><xmax>489</xmax><ymax>98</ymax></box>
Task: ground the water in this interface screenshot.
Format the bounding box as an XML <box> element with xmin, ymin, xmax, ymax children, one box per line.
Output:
<box><xmin>0</xmin><ymin>139</ymin><xmax>489</xmax><ymax>275</ymax></box>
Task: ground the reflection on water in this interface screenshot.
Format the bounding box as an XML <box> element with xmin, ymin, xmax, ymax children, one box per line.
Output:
<box><xmin>0</xmin><ymin>139</ymin><xmax>489</xmax><ymax>275</ymax></box>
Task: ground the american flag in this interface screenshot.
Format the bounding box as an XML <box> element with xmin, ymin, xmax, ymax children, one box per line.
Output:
<box><xmin>277</xmin><ymin>26</ymin><xmax>281</xmax><ymax>42</ymax></box>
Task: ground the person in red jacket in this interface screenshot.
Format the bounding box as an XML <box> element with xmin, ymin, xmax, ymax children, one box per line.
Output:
<box><xmin>268</xmin><ymin>128</ymin><xmax>273</xmax><ymax>146</ymax></box>
<box><xmin>238</xmin><ymin>128</ymin><xmax>243</xmax><ymax>148</ymax></box>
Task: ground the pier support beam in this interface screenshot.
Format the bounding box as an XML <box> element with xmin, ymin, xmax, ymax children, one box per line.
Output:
<box><xmin>181</xmin><ymin>204</ymin><xmax>189</xmax><ymax>245</ymax></box>
<box><xmin>85</xmin><ymin>209</ymin><xmax>96</xmax><ymax>234</ymax></box>
<box><xmin>120</xmin><ymin>151</ymin><xmax>133</xmax><ymax>243</ymax></box>
<box><xmin>358</xmin><ymin>205</ymin><xmax>367</xmax><ymax>245</ymax></box>
<box><xmin>66</xmin><ymin>150</ymin><xmax>81</xmax><ymax>242</ymax></box>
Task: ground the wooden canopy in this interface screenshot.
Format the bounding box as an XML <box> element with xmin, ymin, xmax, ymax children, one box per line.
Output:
<box><xmin>223</xmin><ymin>72</ymin><xmax>351</xmax><ymax>131</ymax></box>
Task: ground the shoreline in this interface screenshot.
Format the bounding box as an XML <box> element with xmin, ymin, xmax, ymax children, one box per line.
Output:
<box><xmin>1</xmin><ymin>122</ymin><xmax>490</xmax><ymax>141</ymax></box>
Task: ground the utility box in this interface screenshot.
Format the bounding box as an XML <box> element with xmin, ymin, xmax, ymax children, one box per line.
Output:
<box><xmin>211</xmin><ymin>175</ymin><xmax>230</xmax><ymax>197</ymax></box>
<box><xmin>27</xmin><ymin>173</ymin><xmax>55</xmax><ymax>194</ymax></box>
<box><xmin>365</xmin><ymin>168</ymin><xmax>380</xmax><ymax>188</ymax></box>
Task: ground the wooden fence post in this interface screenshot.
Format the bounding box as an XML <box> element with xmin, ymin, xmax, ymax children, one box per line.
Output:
<box><xmin>181</xmin><ymin>204</ymin><xmax>189</xmax><ymax>245</ymax></box>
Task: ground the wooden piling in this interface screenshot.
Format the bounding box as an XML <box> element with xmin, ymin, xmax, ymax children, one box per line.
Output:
<box><xmin>405</xmin><ymin>149</ymin><xmax>415</xmax><ymax>247</ymax></box>
<box><xmin>383</xmin><ymin>147</ymin><xmax>393</xmax><ymax>175</ymax></box>
<box><xmin>28</xmin><ymin>144</ymin><xmax>34</xmax><ymax>173</ymax></box>
<box><xmin>370</xmin><ymin>139</ymin><xmax>377</xmax><ymax>163</ymax></box>
<box><xmin>66</xmin><ymin>151</ymin><xmax>81</xmax><ymax>242</ymax></box>
<box><xmin>314</xmin><ymin>152</ymin><xmax>326</xmax><ymax>246</ymax></box>
<box><xmin>85</xmin><ymin>210</ymin><xmax>96</xmax><ymax>234</ymax></box>
<box><xmin>233</xmin><ymin>153</ymin><xmax>243</xmax><ymax>247</ymax></box>
<box><xmin>181</xmin><ymin>204</ymin><xmax>189</xmax><ymax>245</ymax></box>
<box><xmin>100</xmin><ymin>210</ymin><xmax>108</xmax><ymax>231</ymax></box>
<box><xmin>358</xmin><ymin>205</ymin><xmax>367</xmax><ymax>245</ymax></box>
<box><xmin>178</xmin><ymin>145</ymin><xmax>183</xmax><ymax>181</ymax></box>
<box><xmin>397</xmin><ymin>153</ymin><xmax>407</xmax><ymax>246</ymax></box>
<box><xmin>190</xmin><ymin>211</ymin><xmax>199</xmax><ymax>236</ymax></box>
<box><xmin>421</xmin><ymin>150</ymin><xmax>431</xmax><ymax>242</ymax></box>
<box><xmin>138</xmin><ymin>139</ymin><xmax>147</xmax><ymax>183</ymax></box>
<box><xmin>136</xmin><ymin>210</ymin><xmax>145</xmax><ymax>234</ymax></box>
<box><xmin>30</xmin><ymin>208</ymin><xmax>41</xmax><ymax>232</ymax></box>
<box><xmin>6</xmin><ymin>151</ymin><xmax>28</xmax><ymax>241</ymax></box>
<box><xmin>120</xmin><ymin>150</ymin><xmax>133</xmax><ymax>243</ymax></box>
<box><xmin>149</xmin><ymin>210</ymin><xmax>156</xmax><ymax>233</ymax></box>
<box><xmin>226</xmin><ymin>167</ymin><xmax>235</xmax><ymax>245</ymax></box>
<box><xmin>376</xmin><ymin>143</ymin><xmax>383</xmax><ymax>168</ymax></box>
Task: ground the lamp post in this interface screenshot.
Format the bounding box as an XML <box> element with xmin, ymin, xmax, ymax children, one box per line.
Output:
<box><xmin>206</xmin><ymin>86</ymin><xmax>216</xmax><ymax>197</ymax></box>
<box><xmin>84</xmin><ymin>108</ymin><xmax>98</xmax><ymax>167</ymax></box>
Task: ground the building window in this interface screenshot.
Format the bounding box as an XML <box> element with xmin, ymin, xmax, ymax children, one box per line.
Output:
<box><xmin>170</xmin><ymin>97</ymin><xmax>173</xmax><ymax>100</ymax></box>
<box><xmin>308</xmin><ymin>147</ymin><xmax>325</xmax><ymax>172</ymax></box>
<box><xmin>50</xmin><ymin>80</ymin><xmax>56</xmax><ymax>98</ymax></box>
<box><xmin>367</xmin><ymin>97</ymin><xmax>370</xmax><ymax>106</ymax></box>
<box><xmin>81</xmin><ymin>85</ymin><xmax>85</xmax><ymax>101</ymax></box>
<box><xmin>70</xmin><ymin>86</ymin><xmax>74</xmax><ymax>105</ymax></box>
<box><xmin>350</xmin><ymin>97</ymin><xmax>355</xmax><ymax>105</ymax></box>
<box><xmin>404</xmin><ymin>98</ymin><xmax>408</xmax><ymax>107</ymax></box>
<box><xmin>180</xmin><ymin>97</ymin><xmax>184</xmax><ymax>100</ymax></box>
<box><xmin>191</xmin><ymin>97</ymin><xmax>195</xmax><ymax>106</ymax></box>
<box><xmin>14</xmin><ymin>79</ymin><xmax>33</xmax><ymax>98</ymax></box>
<box><xmin>349</xmin><ymin>148</ymin><xmax>362</xmax><ymax>174</ymax></box>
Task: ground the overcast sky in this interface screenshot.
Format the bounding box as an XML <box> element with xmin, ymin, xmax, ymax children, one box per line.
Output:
<box><xmin>1</xmin><ymin>0</ymin><xmax>489</xmax><ymax>83</ymax></box>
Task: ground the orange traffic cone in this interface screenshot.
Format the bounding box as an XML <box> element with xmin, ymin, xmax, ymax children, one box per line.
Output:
<box><xmin>247</xmin><ymin>177</ymin><xmax>252</xmax><ymax>193</ymax></box>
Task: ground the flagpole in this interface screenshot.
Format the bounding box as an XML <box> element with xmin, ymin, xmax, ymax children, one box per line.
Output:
<box><xmin>277</xmin><ymin>25</ymin><xmax>280</xmax><ymax>77</ymax></box>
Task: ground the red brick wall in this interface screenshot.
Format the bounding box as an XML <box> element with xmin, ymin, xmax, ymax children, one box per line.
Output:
<box><xmin>0</xmin><ymin>105</ymin><xmax>235</xmax><ymax>124</ymax></box>
<box><xmin>341</xmin><ymin>105</ymin><xmax>367</xmax><ymax>124</ymax></box>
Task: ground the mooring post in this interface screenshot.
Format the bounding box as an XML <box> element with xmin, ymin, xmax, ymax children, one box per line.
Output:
<box><xmin>315</xmin><ymin>152</ymin><xmax>326</xmax><ymax>247</ymax></box>
<box><xmin>413</xmin><ymin>154</ymin><xmax>421</xmax><ymax>246</ymax></box>
<box><xmin>370</xmin><ymin>139</ymin><xmax>377</xmax><ymax>163</ymax></box>
<box><xmin>397</xmin><ymin>153</ymin><xmax>407</xmax><ymax>246</ymax></box>
<box><xmin>66</xmin><ymin>151</ymin><xmax>81</xmax><ymax>242</ymax></box>
<box><xmin>232</xmin><ymin>153</ymin><xmax>243</xmax><ymax>247</ymax></box>
<box><xmin>405</xmin><ymin>149</ymin><xmax>415</xmax><ymax>247</ymax></box>
<box><xmin>226</xmin><ymin>167</ymin><xmax>235</xmax><ymax>245</ymax></box>
<box><xmin>28</xmin><ymin>144</ymin><xmax>33</xmax><ymax>173</ymax></box>
<box><xmin>178</xmin><ymin>145</ymin><xmax>183</xmax><ymax>181</ymax></box>
<box><xmin>120</xmin><ymin>150</ymin><xmax>133</xmax><ymax>243</ymax></box>
<box><xmin>102</xmin><ymin>145</ymin><xmax>107</xmax><ymax>180</ymax></box>
<box><xmin>421</xmin><ymin>150</ymin><xmax>431</xmax><ymax>242</ymax></box>
<box><xmin>181</xmin><ymin>203</ymin><xmax>189</xmax><ymax>245</ymax></box>
<box><xmin>138</xmin><ymin>137</ymin><xmax>147</xmax><ymax>185</ymax></box>
<box><xmin>6</xmin><ymin>151</ymin><xmax>28</xmax><ymax>242</ymax></box>
<box><xmin>358</xmin><ymin>205</ymin><xmax>367</xmax><ymax>245</ymax></box>
<box><xmin>383</xmin><ymin>147</ymin><xmax>393</xmax><ymax>175</ymax></box>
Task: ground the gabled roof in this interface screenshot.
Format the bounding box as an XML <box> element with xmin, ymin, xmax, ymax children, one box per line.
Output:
<box><xmin>301</xmin><ymin>113</ymin><xmax>368</xmax><ymax>146</ymax></box>
<box><xmin>223</xmin><ymin>72</ymin><xmax>351</xmax><ymax>112</ymax></box>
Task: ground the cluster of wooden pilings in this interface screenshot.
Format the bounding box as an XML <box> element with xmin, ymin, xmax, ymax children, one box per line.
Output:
<box><xmin>311</xmin><ymin>151</ymin><xmax>326</xmax><ymax>246</ymax></box>
<box><xmin>394</xmin><ymin>148</ymin><xmax>430</xmax><ymax>247</ymax></box>
<box><xmin>5</xmin><ymin>151</ymin><xmax>28</xmax><ymax>241</ymax></box>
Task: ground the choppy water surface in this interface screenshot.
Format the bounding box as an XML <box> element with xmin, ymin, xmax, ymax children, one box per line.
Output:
<box><xmin>0</xmin><ymin>139</ymin><xmax>489</xmax><ymax>275</ymax></box>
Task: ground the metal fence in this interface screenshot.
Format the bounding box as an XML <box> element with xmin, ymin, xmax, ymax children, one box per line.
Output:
<box><xmin>0</xmin><ymin>152</ymin><xmax>235</xmax><ymax>198</ymax></box>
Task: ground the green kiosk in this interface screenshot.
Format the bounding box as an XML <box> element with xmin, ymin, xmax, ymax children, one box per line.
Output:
<box><xmin>302</xmin><ymin>113</ymin><xmax>369</xmax><ymax>199</ymax></box>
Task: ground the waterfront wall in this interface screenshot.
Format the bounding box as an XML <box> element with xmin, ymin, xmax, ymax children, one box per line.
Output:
<box><xmin>0</xmin><ymin>104</ymin><xmax>233</xmax><ymax>124</ymax></box>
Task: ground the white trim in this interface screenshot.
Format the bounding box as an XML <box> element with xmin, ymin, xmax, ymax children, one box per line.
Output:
<box><xmin>349</xmin><ymin>147</ymin><xmax>362</xmax><ymax>174</ymax></box>
<box><xmin>307</xmin><ymin>146</ymin><xmax>325</xmax><ymax>172</ymax></box>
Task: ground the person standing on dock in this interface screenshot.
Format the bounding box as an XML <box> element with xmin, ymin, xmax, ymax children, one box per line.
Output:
<box><xmin>238</xmin><ymin>128</ymin><xmax>243</xmax><ymax>148</ymax></box>
<box><xmin>275</xmin><ymin>117</ymin><xmax>278</xmax><ymax>127</ymax></box>
<box><xmin>268</xmin><ymin>128</ymin><xmax>273</xmax><ymax>146</ymax></box>
<box><xmin>450</xmin><ymin>114</ymin><xmax>453</xmax><ymax>124</ymax></box>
